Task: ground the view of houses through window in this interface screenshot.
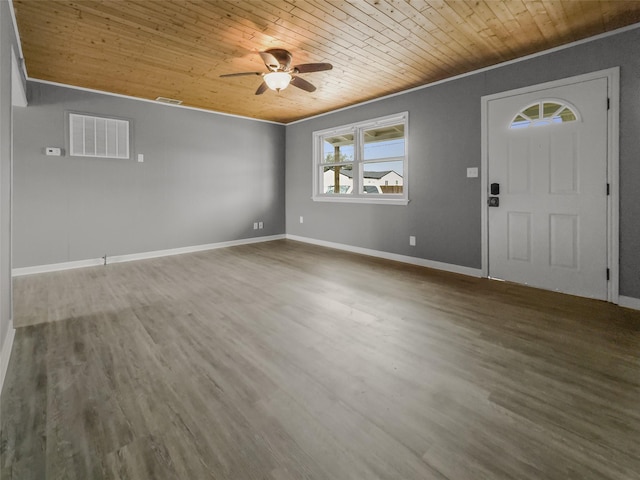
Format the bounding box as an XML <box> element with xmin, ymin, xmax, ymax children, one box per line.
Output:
<box><xmin>314</xmin><ymin>113</ymin><xmax>408</xmax><ymax>204</ymax></box>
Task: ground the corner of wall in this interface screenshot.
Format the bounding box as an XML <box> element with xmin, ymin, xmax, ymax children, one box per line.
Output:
<box><xmin>0</xmin><ymin>319</ymin><xmax>15</xmax><ymax>394</ymax></box>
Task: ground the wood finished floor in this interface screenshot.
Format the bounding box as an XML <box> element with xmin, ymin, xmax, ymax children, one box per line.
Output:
<box><xmin>2</xmin><ymin>239</ymin><xmax>640</xmax><ymax>480</ymax></box>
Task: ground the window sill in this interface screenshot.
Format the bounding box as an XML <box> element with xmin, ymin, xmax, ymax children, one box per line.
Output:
<box><xmin>312</xmin><ymin>196</ymin><xmax>409</xmax><ymax>206</ymax></box>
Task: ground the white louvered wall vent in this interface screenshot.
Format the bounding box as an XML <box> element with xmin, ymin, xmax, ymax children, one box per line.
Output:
<box><xmin>69</xmin><ymin>113</ymin><xmax>130</xmax><ymax>159</ymax></box>
<box><xmin>155</xmin><ymin>96</ymin><xmax>183</xmax><ymax>105</ymax></box>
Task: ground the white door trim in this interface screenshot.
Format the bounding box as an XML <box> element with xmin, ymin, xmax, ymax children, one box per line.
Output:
<box><xmin>481</xmin><ymin>67</ymin><xmax>620</xmax><ymax>303</ymax></box>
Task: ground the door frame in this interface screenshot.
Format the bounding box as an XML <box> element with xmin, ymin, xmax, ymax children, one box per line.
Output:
<box><xmin>480</xmin><ymin>67</ymin><xmax>620</xmax><ymax>303</ymax></box>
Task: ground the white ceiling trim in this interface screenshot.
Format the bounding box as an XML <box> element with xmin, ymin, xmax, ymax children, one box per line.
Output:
<box><xmin>288</xmin><ymin>21</ymin><xmax>640</xmax><ymax>126</ymax></box>
<box><xmin>27</xmin><ymin>78</ymin><xmax>286</xmax><ymax>126</ymax></box>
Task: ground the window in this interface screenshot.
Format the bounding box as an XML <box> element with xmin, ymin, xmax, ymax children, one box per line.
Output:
<box><xmin>69</xmin><ymin>113</ymin><xmax>130</xmax><ymax>159</ymax></box>
<box><xmin>313</xmin><ymin>112</ymin><xmax>408</xmax><ymax>205</ymax></box>
<box><xmin>510</xmin><ymin>100</ymin><xmax>578</xmax><ymax>129</ymax></box>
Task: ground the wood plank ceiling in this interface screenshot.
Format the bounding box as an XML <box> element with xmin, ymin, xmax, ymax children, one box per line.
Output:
<box><xmin>12</xmin><ymin>0</ymin><xmax>640</xmax><ymax>123</ymax></box>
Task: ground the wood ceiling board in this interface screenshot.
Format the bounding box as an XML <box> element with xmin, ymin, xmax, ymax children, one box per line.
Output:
<box><xmin>13</xmin><ymin>0</ymin><xmax>640</xmax><ymax>123</ymax></box>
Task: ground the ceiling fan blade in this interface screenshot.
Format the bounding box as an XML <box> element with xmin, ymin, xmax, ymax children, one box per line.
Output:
<box><xmin>255</xmin><ymin>81</ymin><xmax>269</xmax><ymax>95</ymax></box>
<box><xmin>259</xmin><ymin>51</ymin><xmax>280</xmax><ymax>70</ymax></box>
<box><xmin>290</xmin><ymin>76</ymin><xmax>316</xmax><ymax>92</ymax></box>
<box><xmin>293</xmin><ymin>63</ymin><xmax>333</xmax><ymax>74</ymax></box>
<box><xmin>220</xmin><ymin>72</ymin><xmax>262</xmax><ymax>78</ymax></box>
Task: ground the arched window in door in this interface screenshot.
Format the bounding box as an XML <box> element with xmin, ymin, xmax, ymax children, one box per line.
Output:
<box><xmin>510</xmin><ymin>100</ymin><xmax>579</xmax><ymax>129</ymax></box>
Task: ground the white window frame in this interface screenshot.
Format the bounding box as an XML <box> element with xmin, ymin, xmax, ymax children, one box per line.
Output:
<box><xmin>312</xmin><ymin>112</ymin><xmax>409</xmax><ymax>205</ymax></box>
<box><xmin>68</xmin><ymin>112</ymin><xmax>131</xmax><ymax>159</ymax></box>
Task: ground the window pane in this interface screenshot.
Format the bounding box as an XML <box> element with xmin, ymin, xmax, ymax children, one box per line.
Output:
<box><xmin>322</xmin><ymin>133</ymin><xmax>354</xmax><ymax>163</ymax></box>
<box><xmin>363</xmin><ymin>124</ymin><xmax>405</xmax><ymax>161</ymax></box>
<box><xmin>511</xmin><ymin>115</ymin><xmax>530</xmax><ymax>129</ymax></box>
<box><xmin>362</xmin><ymin>160</ymin><xmax>404</xmax><ymax>194</ymax></box>
<box><xmin>522</xmin><ymin>103</ymin><xmax>540</xmax><ymax>120</ymax></box>
<box><xmin>557</xmin><ymin>107</ymin><xmax>577</xmax><ymax>122</ymax></box>
<box><xmin>322</xmin><ymin>165</ymin><xmax>353</xmax><ymax>194</ymax></box>
<box><xmin>542</xmin><ymin>102</ymin><xmax>562</xmax><ymax>118</ymax></box>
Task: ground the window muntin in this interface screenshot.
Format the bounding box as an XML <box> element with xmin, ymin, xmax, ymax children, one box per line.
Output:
<box><xmin>69</xmin><ymin>113</ymin><xmax>130</xmax><ymax>159</ymax></box>
<box><xmin>313</xmin><ymin>113</ymin><xmax>408</xmax><ymax>204</ymax></box>
<box><xmin>510</xmin><ymin>101</ymin><xmax>578</xmax><ymax>129</ymax></box>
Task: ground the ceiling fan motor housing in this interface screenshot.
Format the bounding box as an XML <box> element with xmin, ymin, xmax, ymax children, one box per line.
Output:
<box><xmin>264</xmin><ymin>48</ymin><xmax>293</xmax><ymax>71</ymax></box>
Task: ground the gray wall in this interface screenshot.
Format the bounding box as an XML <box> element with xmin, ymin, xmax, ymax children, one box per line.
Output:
<box><xmin>13</xmin><ymin>83</ymin><xmax>285</xmax><ymax>268</ymax></box>
<box><xmin>0</xmin><ymin>0</ymin><xmax>21</xmax><ymax>370</ymax></box>
<box><xmin>286</xmin><ymin>27</ymin><xmax>640</xmax><ymax>300</ymax></box>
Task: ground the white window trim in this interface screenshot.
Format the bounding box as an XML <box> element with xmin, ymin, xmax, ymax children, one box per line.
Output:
<box><xmin>312</xmin><ymin>112</ymin><xmax>409</xmax><ymax>205</ymax></box>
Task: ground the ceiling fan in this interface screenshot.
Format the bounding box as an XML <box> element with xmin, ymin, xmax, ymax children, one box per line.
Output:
<box><xmin>220</xmin><ymin>49</ymin><xmax>332</xmax><ymax>95</ymax></box>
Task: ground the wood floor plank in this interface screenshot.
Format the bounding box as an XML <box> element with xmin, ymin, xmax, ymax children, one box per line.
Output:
<box><xmin>2</xmin><ymin>239</ymin><xmax>640</xmax><ymax>479</ymax></box>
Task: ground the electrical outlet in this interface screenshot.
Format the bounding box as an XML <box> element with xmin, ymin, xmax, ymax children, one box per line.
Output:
<box><xmin>409</xmin><ymin>236</ymin><xmax>416</xmax><ymax>246</ymax></box>
<box><xmin>300</xmin><ymin>216</ymin><xmax>304</xmax><ymax>224</ymax></box>
<box><xmin>258</xmin><ymin>222</ymin><xmax>264</xmax><ymax>229</ymax></box>
<box><xmin>253</xmin><ymin>222</ymin><xmax>258</xmax><ymax>230</ymax></box>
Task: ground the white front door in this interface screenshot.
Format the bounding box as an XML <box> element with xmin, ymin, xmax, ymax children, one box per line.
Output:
<box><xmin>487</xmin><ymin>77</ymin><xmax>609</xmax><ymax>300</ymax></box>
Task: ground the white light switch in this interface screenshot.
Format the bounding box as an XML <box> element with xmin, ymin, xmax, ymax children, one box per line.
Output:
<box><xmin>467</xmin><ymin>167</ymin><xmax>478</xmax><ymax>178</ymax></box>
<box><xmin>137</xmin><ymin>154</ymin><xmax>144</xmax><ymax>163</ymax></box>
<box><xmin>299</xmin><ymin>216</ymin><xmax>304</xmax><ymax>224</ymax></box>
<box><xmin>45</xmin><ymin>147</ymin><xmax>61</xmax><ymax>156</ymax></box>
<box><xmin>409</xmin><ymin>236</ymin><xmax>416</xmax><ymax>246</ymax></box>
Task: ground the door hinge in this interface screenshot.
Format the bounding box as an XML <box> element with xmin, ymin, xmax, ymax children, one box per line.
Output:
<box><xmin>606</xmin><ymin>268</ymin><xmax>610</xmax><ymax>281</ymax></box>
<box><xmin>606</xmin><ymin>183</ymin><xmax>610</xmax><ymax>195</ymax></box>
<box><xmin>607</xmin><ymin>98</ymin><xmax>610</xmax><ymax>110</ymax></box>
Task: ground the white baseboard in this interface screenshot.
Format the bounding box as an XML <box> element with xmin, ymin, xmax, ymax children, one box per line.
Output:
<box><xmin>619</xmin><ymin>295</ymin><xmax>640</xmax><ymax>311</ymax></box>
<box><xmin>286</xmin><ymin>234</ymin><xmax>482</xmax><ymax>278</ymax></box>
<box><xmin>0</xmin><ymin>321</ymin><xmax>15</xmax><ymax>394</ymax></box>
<box><xmin>12</xmin><ymin>234</ymin><xmax>286</xmax><ymax>276</ymax></box>
<box><xmin>13</xmin><ymin>257</ymin><xmax>105</xmax><ymax>276</ymax></box>
<box><xmin>105</xmin><ymin>234</ymin><xmax>285</xmax><ymax>264</ymax></box>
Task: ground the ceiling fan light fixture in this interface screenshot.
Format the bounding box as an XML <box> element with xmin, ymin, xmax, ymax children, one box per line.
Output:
<box><xmin>264</xmin><ymin>71</ymin><xmax>291</xmax><ymax>91</ymax></box>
